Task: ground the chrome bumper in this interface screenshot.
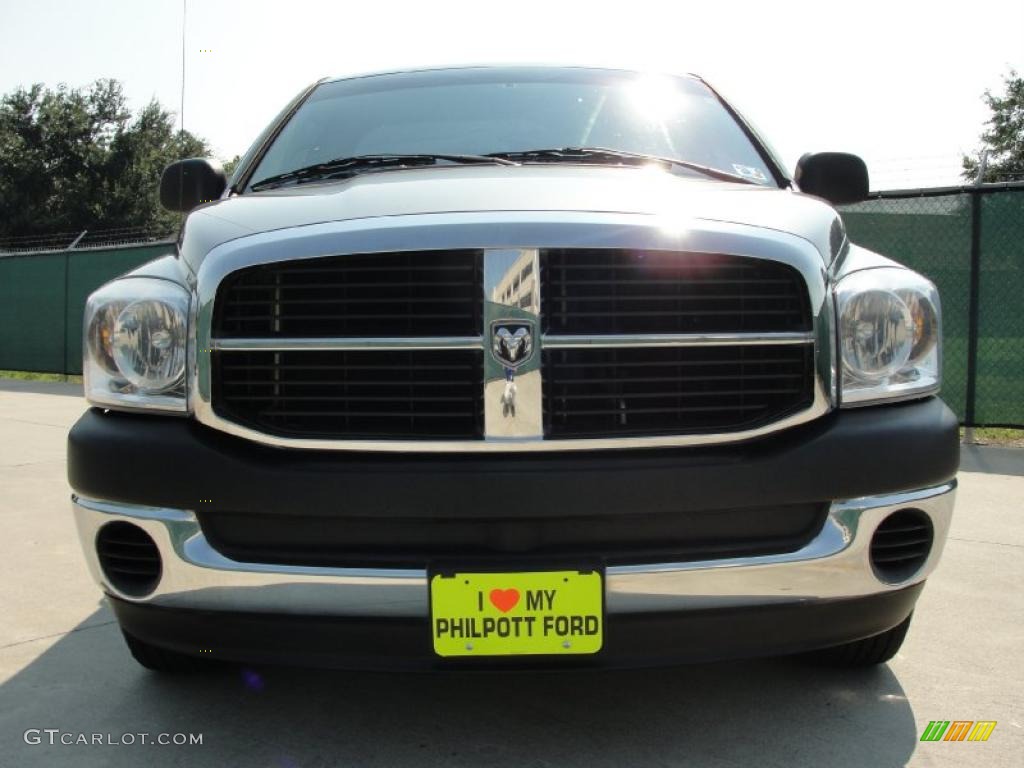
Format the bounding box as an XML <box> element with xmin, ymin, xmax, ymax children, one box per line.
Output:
<box><xmin>73</xmin><ymin>483</ymin><xmax>955</xmax><ymax>617</ymax></box>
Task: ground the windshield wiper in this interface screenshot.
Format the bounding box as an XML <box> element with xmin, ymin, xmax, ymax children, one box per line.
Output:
<box><xmin>485</xmin><ymin>147</ymin><xmax>757</xmax><ymax>185</ymax></box>
<box><xmin>250</xmin><ymin>153</ymin><xmax>519</xmax><ymax>191</ymax></box>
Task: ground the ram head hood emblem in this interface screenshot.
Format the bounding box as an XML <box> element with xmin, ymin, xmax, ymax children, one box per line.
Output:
<box><xmin>491</xmin><ymin>322</ymin><xmax>534</xmax><ymax>367</ymax></box>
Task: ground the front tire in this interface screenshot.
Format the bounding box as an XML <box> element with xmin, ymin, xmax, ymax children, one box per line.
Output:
<box><xmin>122</xmin><ymin>631</ymin><xmax>217</xmax><ymax>674</ymax></box>
<box><xmin>807</xmin><ymin>613</ymin><xmax>913</xmax><ymax>667</ymax></box>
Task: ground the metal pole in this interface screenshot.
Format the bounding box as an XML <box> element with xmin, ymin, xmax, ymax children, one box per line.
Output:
<box><xmin>61</xmin><ymin>249</ymin><xmax>70</xmax><ymax>379</ymax></box>
<box><xmin>963</xmin><ymin>153</ymin><xmax>987</xmax><ymax>443</ymax></box>
<box><xmin>180</xmin><ymin>0</ymin><xmax>186</xmax><ymax>137</ymax></box>
<box><xmin>178</xmin><ymin>0</ymin><xmax>187</xmax><ymax>217</ymax></box>
<box><xmin>67</xmin><ymin>230</ymin><xmax>87</xmax><ymax>250</ymax></box>
<box><xmin>59</xmin><ymin>229</ymin><xmax>88</xmax><ymax>378</ymax></box>
<box><xmin>975</xmin><ymin>150</ymin><xmax>989</xmax><ymax>185</ymax></box>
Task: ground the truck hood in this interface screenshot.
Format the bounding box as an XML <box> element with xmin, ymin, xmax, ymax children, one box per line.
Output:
<box><xmin>180</xmin><ymin>164</ymin><xmax>843</xmax><ymax>272</ymax></box>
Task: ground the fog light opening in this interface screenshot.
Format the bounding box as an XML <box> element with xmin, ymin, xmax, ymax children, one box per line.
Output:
<box><xmin>869</xmin><ymin>508</ymin><xmax>933</xmax><ymax>584</ymax></box>
<box><xmin>95</xmin><ymin>522</ymin><xmax>162</xmax><ymax>597</ymax></box>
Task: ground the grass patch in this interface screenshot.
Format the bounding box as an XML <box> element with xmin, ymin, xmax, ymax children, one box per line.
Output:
<box><xmin>0</xmin><ymin>369</ymin><xmax>82</xmax><ymax>383</ymax></box>
<box><xmin>960</xmin><ymin>427</ymin><xmax>1024</xmax><ymax>447</ymax></box>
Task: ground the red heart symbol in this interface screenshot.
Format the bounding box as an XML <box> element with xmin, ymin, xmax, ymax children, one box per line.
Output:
<box><xmin>489</xmin><ymin>588</ymin><xmax>520</xmax><ymax>613</ymax></box>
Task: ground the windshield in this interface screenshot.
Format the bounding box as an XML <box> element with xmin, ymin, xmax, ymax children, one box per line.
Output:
<box><xmin>248</xmin><ymin>68</ymin><xmax>777</xmax><ymax>190</ymax></box>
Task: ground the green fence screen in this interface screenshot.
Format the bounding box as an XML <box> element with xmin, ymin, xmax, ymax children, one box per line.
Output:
<box><xmin>1</xmin><ymin>185</ymin><xmax>1021</xmax><ymax>427</ymax></box>
<box><xmin>841</xmin><ymin>184</ymin><xmax>1024</xmax><ymax>428</ymax></box>
<box><xmin>0</xmin><ymin>242</ymin><xmax>175</xmax><ymax>375</ymax></box>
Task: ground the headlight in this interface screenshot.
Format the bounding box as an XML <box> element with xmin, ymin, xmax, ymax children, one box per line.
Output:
<box><xmin>836</xmin><ymin>268</ymin><xmax>941</xmax><ymax>406</ymax></box>
<box><xmin>84</xmin><ymin>278</ymin><xmax>190</xmax><ymax>412</ymax></box>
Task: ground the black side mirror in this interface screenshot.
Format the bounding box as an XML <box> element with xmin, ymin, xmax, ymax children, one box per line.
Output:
<box><xmin>160</xmin><ymin>158</ymin><xmax>227</xmax><ymax>212</ymax></box>
<box><xmin>794</xmin><ymin>152</ymin><xmax>869</xmax><ymax>205</ymax></box>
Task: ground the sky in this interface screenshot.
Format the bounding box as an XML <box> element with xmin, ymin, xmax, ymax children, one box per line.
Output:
<box><xmin>1</xmin><ymin>0</ymin><xmax>1022</xmax><ymax>190</ymax></box>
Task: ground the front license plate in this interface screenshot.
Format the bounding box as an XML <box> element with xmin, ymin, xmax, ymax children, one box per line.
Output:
<box><xmin>430</xmin><ymin>570</ymin><xmax>603</xmax><ymax>657</ymax></box>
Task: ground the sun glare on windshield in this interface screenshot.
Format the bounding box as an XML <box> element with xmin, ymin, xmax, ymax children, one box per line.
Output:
<box><xmin>622</xmin><ymin>75</ymin><xmax>688</xmax><ymax>124</ymax></box>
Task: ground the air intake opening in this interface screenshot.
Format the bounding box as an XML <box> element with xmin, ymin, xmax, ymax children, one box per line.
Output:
<box><xmin>96</xmin><ymin>522</ymin><xmax>162</xmax><ymax>597</ymax></box>
<box><xmin>870</xmin><ymin>509</ymin><xmax>933</xmax><ymax>584</ymax></box>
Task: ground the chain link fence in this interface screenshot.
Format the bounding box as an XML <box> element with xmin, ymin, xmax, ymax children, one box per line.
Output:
<box><xmin>2</xmin><ymin>190</ymin><xmax>1022</xmax><ymax>428</ymax></box>
<box><xmin>840</xmin><ymin>182</ymin><xmax>1024</xmax><ymax>428</ymax></box>
<box><xmin>0</xmin><ymin>226</ymin><xmax>174</xmax><ymax>255</ymax></box>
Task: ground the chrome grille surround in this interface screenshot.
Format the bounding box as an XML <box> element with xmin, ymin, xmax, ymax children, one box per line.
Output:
<box><xmin>191</xmin><ymin>211</ymin><xmax>835</xmax><ymax>452</ymax></box>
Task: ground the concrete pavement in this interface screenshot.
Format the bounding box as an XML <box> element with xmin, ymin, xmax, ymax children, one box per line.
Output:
<box><xmin>1</xmin><ymin>380</ymin><xmax>1021</xmax><ymax>767</ymax></box>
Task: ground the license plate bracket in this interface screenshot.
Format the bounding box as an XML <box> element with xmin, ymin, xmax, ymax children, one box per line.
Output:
<box><xmin>429</xmin><ymin>568</ymin><xmax>604</xmax><ymax>658</ymax></box>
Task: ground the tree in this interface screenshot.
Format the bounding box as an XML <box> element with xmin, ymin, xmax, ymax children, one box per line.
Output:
<box><xmin>962</xmin><ymin>71</ymin><xmax>1024</xmax><ymax>183</ymax></box>
<box><xmin>223</xmin><ymin>154</ymin><xmax>242</xmax><ymax>179</ymax></box>
<box><xmin>0</xmin><ymin>79</ymin><xmax>218</xmax><ymax>238</ymax></box>
<box><xmin>102</xmin><ymin>99</ymin><xmax>208</xmax><ymax>232</ymax></box>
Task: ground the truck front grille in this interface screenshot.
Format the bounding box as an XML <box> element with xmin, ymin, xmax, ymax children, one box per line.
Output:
<box><xmin>214</xmin><ymin>249</ymin><xmax>483</xmax><ymax>338</ymax></box>
<box><xmin>209</xmin><ymin>247</ymin><xmax>817</xmax><ymax>446</ymax></box>
<box><xmin>543</xmin><ymin>345</ymin><xmax>814</xmax><ymax>438</ymax></box>
<box><xmin>214</xmin><ymin>349</ymin><xmax>484</xmax><ymax>439</ymax></box>
<box><xmin>542</xmin><ymin>249</ymin><xmax>810</xmax><ymax>335</ymax></box>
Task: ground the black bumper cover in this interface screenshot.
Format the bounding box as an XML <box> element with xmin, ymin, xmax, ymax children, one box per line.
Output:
<box><xmin>75</xmin><ymin>400</ymin><xmax>954</xmax><ymax>668</ymax></box>
<box><xmin>68</xmin><ymin>397</ymin><xmax>959</xmax><ymax>518</ymax></box>
<box><xmin>110</xmin><ymin>585</ymin><xmax>925</xmax><ymax>670</ymax></box>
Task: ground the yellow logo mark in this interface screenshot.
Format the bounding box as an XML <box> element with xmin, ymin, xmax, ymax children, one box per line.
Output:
<box><xmin>943</xmin><ymin>721</ymin><xmax>974</xmax><ymax>741</ymax></box>
<box><xmin>921</xmin><ymin>720</ymin><xmax>997</xmax><ymax>742</ymax></box>
<box><xmin>968</xmin><ymin>721</ymin><xmax>997</xmax><ymax>742</ymax></box>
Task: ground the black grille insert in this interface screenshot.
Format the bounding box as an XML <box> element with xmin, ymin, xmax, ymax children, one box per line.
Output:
<box><xmin>214</xmin><ymin>349</ymin><xmax>485</xmax><ymax>439</ymax></box>
<box><xmin>543</xmin><ymin>344</ymin><xmax>814</xmax><ymax>438</ymax></box>
<box><xmin>96</xmin><ymin>522</ymin><xmax>161</xmax><ymax>597</ymax></box>
<box><xmin>870</xmin><ymin>509</ymin><xmax>933</xmax><ymax>583</ymax></box>
<box><xmin>541</xmin><ymin>249</ymin><xmax>810</xmax><ymax>335</ymax></box>
<box><xmin>198</xmin><ymin>502</ymin><xmax>828</xmax><ymax>569</ymax></box>
<box><xmin>214</xmin><ymin>250</ymin><xmax>483</xmax><ymax>338</ymax></box>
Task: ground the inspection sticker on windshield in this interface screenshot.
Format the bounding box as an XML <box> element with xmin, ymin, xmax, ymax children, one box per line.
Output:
<box><xmin>430</xmin><ymin>570</ymin><xmax>603</xmax><ymax>657</ymax></box>
<box><xmin>732</xmin><ymin>164</ymin><xmax>768</xmax><ymax>181</ymax></box>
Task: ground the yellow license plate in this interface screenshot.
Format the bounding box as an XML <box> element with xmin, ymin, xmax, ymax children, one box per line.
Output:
<box><xmin>430</xmin><ymin>570</ymin><xmax>603</xmax><ymax>657</ymax></box>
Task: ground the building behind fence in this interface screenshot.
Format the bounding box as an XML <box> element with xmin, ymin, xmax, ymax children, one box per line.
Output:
<box><xmin>0</xmin><ymin>186</ymin><xmax>1021</xmax><ymax>428</ymax></box>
